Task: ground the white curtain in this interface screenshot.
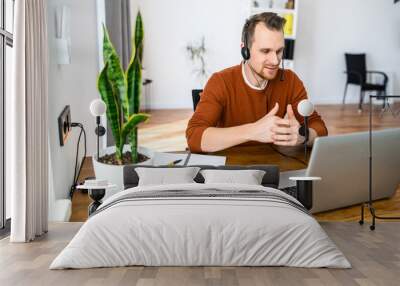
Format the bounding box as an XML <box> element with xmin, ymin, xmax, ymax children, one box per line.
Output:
<box><xmin>9</xmin><ymin>0</ymin><xmax>49</xmax><ymax>242</ymax></box>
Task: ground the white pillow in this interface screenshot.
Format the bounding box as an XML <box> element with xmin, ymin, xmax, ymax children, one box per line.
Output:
<box><xmin>200</xmin><ymin>169</ymin><xmax>266</xmax><ymax>185</ymax></box>
<box><xmin>135</xmin><ymin>167</ymin><xmax>201</xmax><ymax>186</ymax></box>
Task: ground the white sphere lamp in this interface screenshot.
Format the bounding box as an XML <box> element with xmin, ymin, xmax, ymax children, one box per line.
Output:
<box><xmin>89</xmin><ymin>99</ymin><xmax>107</xmax><ymax>160</ymax></box>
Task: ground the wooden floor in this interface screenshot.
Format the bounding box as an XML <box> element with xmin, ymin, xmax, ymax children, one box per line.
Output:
<box><xmin>136</xmin><ymin>103</ymin><xmax>400</xmax><ymax>152</ymax></box>
<box><xmin>1</xmin><ymin>222</ymin><xmax>400</xmax><ymax>286</ymax></box>
<box><xmin>71</xmin><ymin>103</ymin><xmax>400</xmax><ymax>223</ymax></box>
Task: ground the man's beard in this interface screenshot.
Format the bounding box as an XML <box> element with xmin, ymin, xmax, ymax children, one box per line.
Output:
<box><xmin>258</xmin><ymin>66</ymin><xmax>279</xmax><ymax>80</ymax></box>
<box><xmin>249</xmin><ymin>62</ymin><xmax>279</xmax><ymax>81</ymax></box>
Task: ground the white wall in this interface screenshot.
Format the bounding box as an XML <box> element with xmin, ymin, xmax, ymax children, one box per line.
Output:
<box><xmin>296</xmin><ymin>0</ymin><xmax>400</xmax><ymax>104</ymax></box>
<box><xmin>48</xmin><ymin>0</ymin><xmax>99</xmax><ymax>200</ymax></box>
<box><xmin>129</xmin><ymin>0</ymin><xmax>248</xmax><ymax>109</ymax></box>
<box><xmin>43</xmin><ymin>0</ymin><xmax>398</xmax><ymax>200</ymax></box>
<box><xmin>130</xmin><ymin>0</ymin><xmax>400</xmax><ymax>108</ymax></box>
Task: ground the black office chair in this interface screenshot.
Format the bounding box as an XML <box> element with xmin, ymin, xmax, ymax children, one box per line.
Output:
<box><xmin>192</xmin><ymin>89</ymin><xmax>203</xmax><ymax>111</ymax></box>
<box><xmin>342</xmin><ymin>53</ymin><xmax>388</xmax><ymax>112</ymax></box>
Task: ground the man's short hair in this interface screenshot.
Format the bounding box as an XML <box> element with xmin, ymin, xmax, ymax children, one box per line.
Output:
<box><xmin>242</xmin><ymin>12</ymin><xmax>286</xmax><ymax>48</ymax></box>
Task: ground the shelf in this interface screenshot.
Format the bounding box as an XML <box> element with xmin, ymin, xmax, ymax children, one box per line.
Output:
<box><xmin>284</xmin><ymin>35</ymin><xmax>296</xmax><ymax>40</ymax></box>
<box><xmin>248</xmin><ymin>0</ymin><xmax>299</xmax><ymax>71</ymax></box>
<box><xmin>250</xmin><ymin>7</ymin><xmax>297</xmax><ymax>15</ymax></box>
<box><xmin>249</xmin><ymin>6</ymin><xmax>297</xmax><ymax>38</ymax></box>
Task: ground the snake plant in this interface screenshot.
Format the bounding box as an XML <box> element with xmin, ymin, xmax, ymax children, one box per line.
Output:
<box><xmin>97</xmin><ymin>11</ymin><xmax>149</xmax><ymax>164</ymax></box>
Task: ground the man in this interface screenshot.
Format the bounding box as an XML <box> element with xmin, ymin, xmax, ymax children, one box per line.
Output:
<box><xmin>186</xmin><ymin>12</ymin><xmax>327</xmax><ymax>153</ymax></box>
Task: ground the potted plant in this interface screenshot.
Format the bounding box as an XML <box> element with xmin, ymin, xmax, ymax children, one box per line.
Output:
<box><xmin>186</xmin><ymin>36</ymin><xmax>208</xmax><ymax>86</ymax></box>
<box><xmin>93</xmin><ymin>11</ymin><xmax>152</xmax><ymax>196</ymax></box>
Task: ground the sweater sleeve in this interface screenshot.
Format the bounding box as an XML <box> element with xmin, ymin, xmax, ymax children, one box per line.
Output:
<box><xmin>289</xmin><ymin>72</ymin><xmax>328</xmax><ymax>137</ymax></box>
<box><xmin>186</xmin><ymin>73</ymin><xmax>227</xmax><ymax>153</ymax></box>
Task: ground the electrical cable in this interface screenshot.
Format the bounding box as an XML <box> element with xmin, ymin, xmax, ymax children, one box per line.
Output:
<box><xmin>246</xmin><ymin>61</ymin><xmax>265</xmax><ymax>89</ymax></box>
<box><xmin>69</xmin><ymin>122</ymin><xmax>87</xmax><ymax>198</ymax></box>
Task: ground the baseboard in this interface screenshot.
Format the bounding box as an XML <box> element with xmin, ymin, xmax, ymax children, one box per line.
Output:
<box><xmin>49</xmin><ymin>199</ymin><xmax>72</xmax><ymax>222</ymax></box>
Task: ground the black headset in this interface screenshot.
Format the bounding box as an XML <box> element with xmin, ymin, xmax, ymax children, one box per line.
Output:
<box><xmin>241</xmin><ymin>21</ymin><xmax>251</xmax><ymax>61</ymax></box>
<box><xmin>241</xmin><ymin>19</ymin><xmax>285</xmax><ymax>82</ymax></box>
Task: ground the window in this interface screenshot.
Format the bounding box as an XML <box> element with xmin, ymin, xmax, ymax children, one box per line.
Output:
<box><xmin>0</xmin><ymin>0</ymin><xmax>14</xmax><ymax>234</ymax></box>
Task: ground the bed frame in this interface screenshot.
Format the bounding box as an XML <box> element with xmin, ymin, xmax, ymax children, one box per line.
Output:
<box><xmin>123</xmin><ymin>165</ymin><xmax>280</xmax><ymax>189</ymax></box>
<box><xmin>122</xmin><ymin>165</ymin><xmax>314</xmax><ymax>211</ymax></box>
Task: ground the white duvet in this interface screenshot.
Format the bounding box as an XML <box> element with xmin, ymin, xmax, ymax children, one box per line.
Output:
<box><xmin>50</xmin><ymin>183</ymin><xmax>351</xmax><ymax>269</ymax></box>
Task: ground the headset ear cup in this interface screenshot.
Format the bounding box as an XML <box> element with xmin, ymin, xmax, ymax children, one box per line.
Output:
<box><xmin>241</xmin><ymin>47</ymin><xmax>250</xmax><ymax>61</ymax></box>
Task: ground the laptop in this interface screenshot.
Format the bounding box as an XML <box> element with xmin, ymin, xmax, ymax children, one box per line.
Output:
<box><xmin>279</xmin><ymin>128</ymin><xmax>400</xmax><ymax>214</ymax></box>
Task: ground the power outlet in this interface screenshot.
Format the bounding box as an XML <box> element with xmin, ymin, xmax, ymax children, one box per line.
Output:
<box><xmin>58</xmin><ymin>105</ymin><xmax>72</xmax><ymax>146</ymax></box>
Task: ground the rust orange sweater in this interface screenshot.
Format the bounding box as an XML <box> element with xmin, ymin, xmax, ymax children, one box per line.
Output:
<box><xmin>186</xmin><ymin>64</ymin><xmax>328</xmax><ymax>153</ymax></box>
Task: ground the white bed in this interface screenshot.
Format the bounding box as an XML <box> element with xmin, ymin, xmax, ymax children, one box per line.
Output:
<box><xmin>50</xmin><ymin>183</ymin><xmax>351</xmax><ymax>269</ymax></box>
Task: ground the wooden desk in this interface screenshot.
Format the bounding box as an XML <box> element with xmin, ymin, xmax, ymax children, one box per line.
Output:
<box><xmin>209</xmin><ymin>144</ymin><xmax>309</xmax><ymax>171</ymax></box>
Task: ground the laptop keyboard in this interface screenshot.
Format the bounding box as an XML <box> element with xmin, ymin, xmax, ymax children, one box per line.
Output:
<box><xmin>280</xmin><ymin>186</ymin><xmax>298</xmax><ymax>199</ymax></box>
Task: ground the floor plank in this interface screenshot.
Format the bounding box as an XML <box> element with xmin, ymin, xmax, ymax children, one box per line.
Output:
<box><xmin>1</xmin><ymin>222</ymin><xmax>400</xmax><ymax>285</ymax></box>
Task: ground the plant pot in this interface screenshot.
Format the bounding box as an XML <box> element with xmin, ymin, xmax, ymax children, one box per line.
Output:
<box><xmin>92</xmin><ymin>145</ymin><xmax>154</xmax><ymax>200</ymax></box>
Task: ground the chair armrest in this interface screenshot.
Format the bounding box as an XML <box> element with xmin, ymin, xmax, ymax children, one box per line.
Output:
<box><xmin>366</xmin><ymin>70</ymin><xmax>388</xmax><ymax>85</ymax></box>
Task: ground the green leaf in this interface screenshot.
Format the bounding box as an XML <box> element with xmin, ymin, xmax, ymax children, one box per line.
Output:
<box><xmin>127</xmin><ymin>11</ymin><xmax>144</xmax><ymax>115</ymax></box>
<box><xmin>126</xmin><ymin>58</ymin><xmax>142</xmax><ymax>115</ymax></box>
<box><xmin>134</xmin><ymin>11</ymin><xmax>144</xmax><ymax>62</ymax></box>
<box><xmin>129</xmin><ymin>129</ymin><xmax>138</xmax><ymax>163</ymax></box>
<box><xmin>97</xmin><ymin>62</ymin><xmax>122</xmax><ymax>159</ymax></box>
<box><xmin>102</xmin><ymin>24</ymin><xmax>129</xmax><ymax>121</ymax></box>
<box><xmin>120</xmin><ymin>113</ymin><xmax>150</xmax><ymax>149</ymax></box>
